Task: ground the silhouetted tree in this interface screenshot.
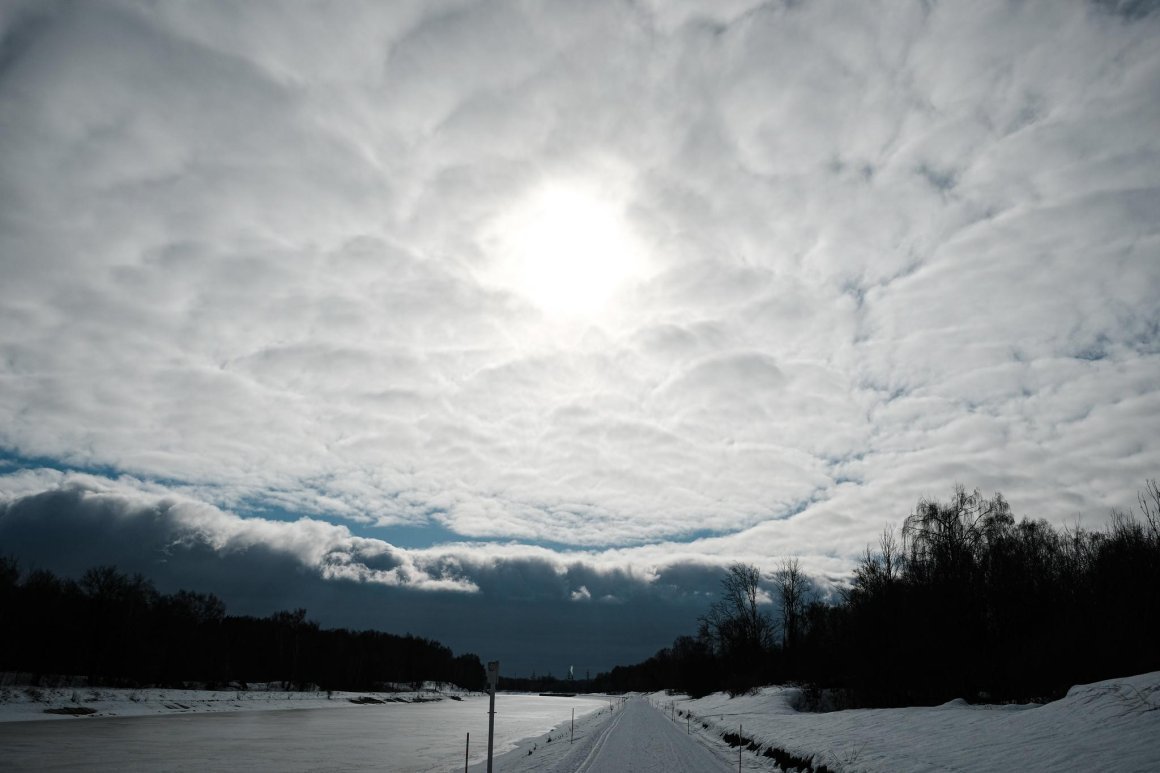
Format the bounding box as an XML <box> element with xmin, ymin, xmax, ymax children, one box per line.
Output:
<box><xmin>796</xmin><ymin>482</ymin><xmax>1160</xmax><ymax>706</ymax></box>
<box><xmin>698</xmin><ymin>562</ymin><xmax>774</xmax><ymax>691</ymax></box>
<box><xmin>774</xmin><ymin>557</ymin><xmax>809</xmax><ymax>653</ymax></box>
<box><xmin>607</xmin><ymin>480</ymin><xmax>1160</xmax><ymax>707</ymax></box>
<box><xmin>0</xmin><ymin>563</ymin><xmax>485</xmax><ymax>692</ymax></box>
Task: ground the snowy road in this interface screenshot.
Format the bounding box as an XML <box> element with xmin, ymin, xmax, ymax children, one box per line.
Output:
<box><xmin>568</xmin><ymin>697</ymin><xmax>733</xmax><ymax>773</ymax></box>
<box><xmin>481</xmin><ymin>696</ymin><xmax>735</xmax><ymax>773</ymax></box>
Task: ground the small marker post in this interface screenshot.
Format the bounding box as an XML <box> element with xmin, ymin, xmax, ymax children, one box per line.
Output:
<box><xmin>486</xmin><ymin>661</ymin><xmax>499</xmax><ymax>773</ymax></box>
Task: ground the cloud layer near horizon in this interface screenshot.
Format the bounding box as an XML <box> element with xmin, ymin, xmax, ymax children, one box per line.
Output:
<box><xmin>0</xmin><ymin>471</ymin><xmax>738</xmax><ymax>672</ymax></box>
<box><xmin>2</xmin><ymin>0</ymin><xmax>1159</xmax><ymax>658</ymax></box>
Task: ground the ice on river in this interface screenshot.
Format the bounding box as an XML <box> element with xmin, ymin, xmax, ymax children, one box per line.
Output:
<box><xmin>0</xmin><ymin>689</ymin><xmax>609</xmax><ymax>772</ymax></box>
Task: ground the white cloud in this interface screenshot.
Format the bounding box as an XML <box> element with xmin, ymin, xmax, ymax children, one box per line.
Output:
<box><xmin>0</xmin><ymin>0</ymin><xmax>1157</xmax><ymax>581</ymax></box>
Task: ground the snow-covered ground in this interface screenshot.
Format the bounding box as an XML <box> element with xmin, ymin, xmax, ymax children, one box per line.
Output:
<box><xmin>657</xmin><ymin>670</ymin><xmax>1160</xmax><ymax>772</ymax></box>
<box><xmin>2</xmin><ymin>673</ymin><xmax>1157</xmax><ymax>771</ymax></box>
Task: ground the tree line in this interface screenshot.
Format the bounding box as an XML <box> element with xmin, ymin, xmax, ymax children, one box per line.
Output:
<box><xmin>0</xmin><ymin>562</ymin><xmax>485</xmax><ymax>692</ymax></box>
<box><xmin>597</xmin><ymin>481</ymin><xmax>1160</xmax><ymax>707</ymax></box>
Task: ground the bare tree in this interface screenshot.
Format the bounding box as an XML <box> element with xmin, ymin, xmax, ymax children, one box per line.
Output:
<box><xmin>699</xmin><ymin>563</ymin><xmax>775</xmax><ymax>662</ymax></box>
<box><xmin>850</xmin><ymin>524</ymin><xmax>902</xmax><ymax>601</ymax></box>
<box><xmin>1139</xmin><ymin>478</ymin><xmax>1160</xmax><ymax>540</ymax></box>
<box><xmin>880</xmin><ymin>524</ymin><xmax>900</xmax><ymax>580</ymax></box>
<box><xmin>774</xmin><ymin>557</ymin><xmax>809</xmax><ymax>650</ymax></box>
<box><xmin>902</xmin><ymin>485</ymin><xmax>1012</xmax><ymax>585</ymax></box>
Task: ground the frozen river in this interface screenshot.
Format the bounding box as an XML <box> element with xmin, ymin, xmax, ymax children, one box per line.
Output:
<box><xmin>0</xmin><ymin>693</ymin><xmax>610</xmax><ymax>772</ymax></box>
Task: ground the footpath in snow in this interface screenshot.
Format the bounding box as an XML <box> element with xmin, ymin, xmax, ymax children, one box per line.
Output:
<box><xmin>476</xmin><ymin>696</ymin><xmax>735</xmax><ymax>773</ymax></box>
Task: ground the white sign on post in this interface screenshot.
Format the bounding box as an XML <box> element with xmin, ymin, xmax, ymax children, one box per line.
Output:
<box><xmin>487</xmin><ymin>660</ymin><xmax>499</xmax><ymax>690</ymax></box>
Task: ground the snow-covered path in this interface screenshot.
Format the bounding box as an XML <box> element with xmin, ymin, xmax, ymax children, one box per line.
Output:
<box><xmin>480</xmin><ymin>696</ymin><xmax>736</xmax><ymax>773</ymax></box>
<box><xmin>567</xmin><ymin>697</ymin><xmax>733</xmax><ymax>773</ymax></box>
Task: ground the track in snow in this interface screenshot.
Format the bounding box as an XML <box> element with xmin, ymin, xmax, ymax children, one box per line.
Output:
<box><xmin>525</xmin><ymin>696</ymin><xmax>735</xmax><ymax>773</ymax></box>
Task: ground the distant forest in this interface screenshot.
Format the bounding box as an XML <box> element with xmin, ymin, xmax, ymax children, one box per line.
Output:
<box><xmin>600</xmin><ymin>482</ymin><xmax>1160</xmax><ymax>707</ymax></box>
<box><xmin>0</xmin><ymin>561</ymin><xmax>485</xmax><ymax>692</ymax></box>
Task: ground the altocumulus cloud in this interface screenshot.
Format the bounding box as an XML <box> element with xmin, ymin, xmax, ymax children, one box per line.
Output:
<box><xmin>1</xmin><ymin>0</ymin><xmax>1160</xmax><ymax>668</ymax></box>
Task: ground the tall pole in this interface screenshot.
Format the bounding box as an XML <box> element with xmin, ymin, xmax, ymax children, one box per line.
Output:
<box><xmin>738</xmin><ymin>723</ymin><xmax>742</xmax><ymax>773</ymax></box>
<box><xmin>464</xmin><ymin>732</ymin><xmax>469</xmax><ymax>773</ymax></box>
<box><xmin>487</xmin><ymin>688</ymin><xmax>496</xmax><ymax>773</ymax></box>
<box><xmin>487</xmin><ymin>661</ymin><xmax>499</xmax><ymax>773</ymax></box>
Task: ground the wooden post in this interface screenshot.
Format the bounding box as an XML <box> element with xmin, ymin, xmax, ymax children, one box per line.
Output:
<box><xmin>486</xmin><ymin>661</ymin><xmax>499</xmax><ymax>773</ymax></box>
<box><xmin>464</xmin><ymin>732</ymin><xmax>469</xmax><ymax>773</ymax></box>
<box><xmin>738</xmin><ymin>723</ymin><xmax>742</xmax><ymax>773</ymax></box>
<box><xmin>571</xmin><ymin>707</ymin><xmax>574</xmax><ymax>744</ymax></box>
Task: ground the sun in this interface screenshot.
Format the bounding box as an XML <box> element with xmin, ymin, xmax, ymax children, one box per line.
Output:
<box><xmin>484</xmin><ymin>181</ymin><xmax>644</xmax><ymax>319</ymax></box>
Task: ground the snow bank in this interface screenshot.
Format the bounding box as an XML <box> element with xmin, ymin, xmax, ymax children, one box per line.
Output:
<box><xmin>0</xmin><ymin>682</ymin><xmax>475</xmax><ymax>723</ymax></box>
<box><xmin>664</xmin><ymin>671</ymin><xmax>1160</xmax><ymax>772</ymax></box>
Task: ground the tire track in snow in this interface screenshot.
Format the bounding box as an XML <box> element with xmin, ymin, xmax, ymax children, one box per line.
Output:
<box><xmin>560</xmin><ymin>697</ymin><xmax>733</xmax><ymax>772</ymax></box>
<box><xmin>572</xmin><ymin>703</ymin><xmax>627</xmax><ymax>773</ymax></box>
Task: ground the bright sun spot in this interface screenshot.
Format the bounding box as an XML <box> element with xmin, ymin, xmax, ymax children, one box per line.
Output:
<box><xmin>485</xmin><ymin>181</ymin><xmax>645</xmax><ymax>319</ymax></box>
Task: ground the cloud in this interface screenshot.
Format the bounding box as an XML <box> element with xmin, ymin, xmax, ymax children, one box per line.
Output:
<box><xmin>0</xmin><ymin>474</ymin><xmax>477</xmax><ymax>593</ymax></box>
<box><xmin>0</xmin><ymin>473</ymin><xmax>750</xmax><ymax>672</ymax></box>
<box><xmin>0</xmin><ymin>0</ymin><xmax>1157</xmax><ymax>665</ymax></box>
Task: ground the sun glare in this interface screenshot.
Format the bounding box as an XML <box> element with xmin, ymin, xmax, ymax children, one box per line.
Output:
<box><xmin>486</xmin><ymin>182</ymin><xmax>644</xmax><ymax>319</ymax></box>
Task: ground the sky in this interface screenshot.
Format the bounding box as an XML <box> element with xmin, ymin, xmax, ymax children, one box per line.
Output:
<box><xmin>1</xmin><ymin>0</ymin><xmax>1159</xmax><ymax>676</ymax></box>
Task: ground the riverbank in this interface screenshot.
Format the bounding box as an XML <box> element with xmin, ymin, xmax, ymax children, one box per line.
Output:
<box><xmin>0</xmin><ymin>681</ymin><xmax>476</xmax><ymax>723</ymax></box>
<box><xmin>656</xmin><ymin>670</ymin><xmax>1160</xmax><ymax>772</ymax></box>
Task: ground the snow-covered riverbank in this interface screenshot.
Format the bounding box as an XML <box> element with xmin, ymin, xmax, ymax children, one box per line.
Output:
<box><xmin>0</xmin><ymin>681</ymin><xmax>474</xmax><ymax>723</ymax></box>
<box><xmin>656</xmin><ymin>670</ymin><xmax>1160</xmax><ymax>772</ymax></box>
